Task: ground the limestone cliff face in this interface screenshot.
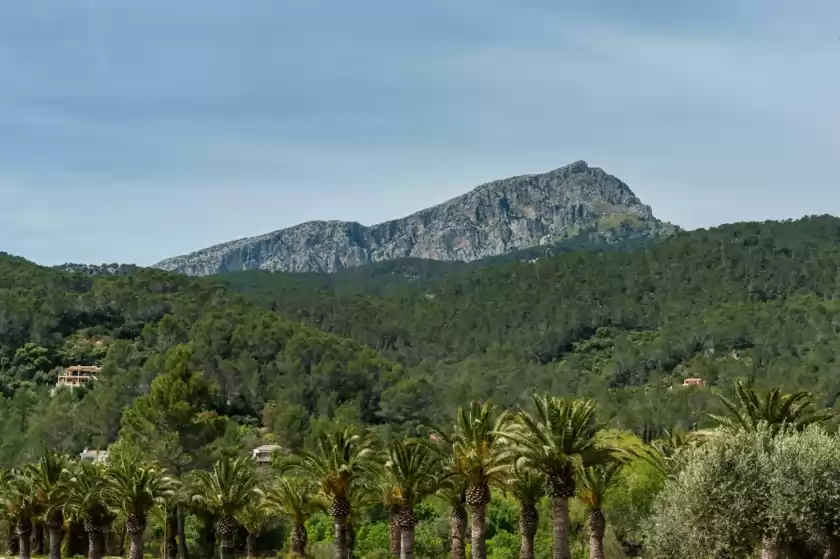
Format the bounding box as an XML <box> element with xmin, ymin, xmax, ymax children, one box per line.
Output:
<box><xmin>154</xmin><ymin>161</ymin><xmax>669</xmax><ymax>275</ymax></box>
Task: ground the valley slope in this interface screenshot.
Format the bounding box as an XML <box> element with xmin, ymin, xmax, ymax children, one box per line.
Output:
<box><xmin>217</xmin><ymin>215</ymin><xmax>840</xmax><ymax>429</ymax></box>
<box><xmin>2</xmin><ymin>215</ymin><xmax>840</xmax><ymax>468</ymax></box>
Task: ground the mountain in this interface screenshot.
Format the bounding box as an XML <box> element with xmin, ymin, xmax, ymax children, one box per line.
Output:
<box><xmin>154</xmin><ymin>160</ymin><xmax>676</xmax><ymax>275</ymax></box>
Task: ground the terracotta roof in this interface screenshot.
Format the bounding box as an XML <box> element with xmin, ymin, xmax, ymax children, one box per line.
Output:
<box><xmin>66</xmin><ymin>365</ymin><xmax>102</xmax><ymax>373</ymax></box>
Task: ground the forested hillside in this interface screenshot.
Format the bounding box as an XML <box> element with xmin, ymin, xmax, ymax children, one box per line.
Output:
<box><xmin>217</xmin><ymin>215</ymin><xmax>840</xmax><ymax>433</ymax></box>
<box><xmin>4</xmin><ymin>215</ymin><xmax>840</xmax><ymax>467</ymax></box>
<box><xmin>4</xmin><ymin>216</ymin><xmax>840</xmax><ymax>558</ymax></box>
<box><xmin>0</xmin><ymin>253</ymin><xmax>402</xmax><ymax>465</ymax></box>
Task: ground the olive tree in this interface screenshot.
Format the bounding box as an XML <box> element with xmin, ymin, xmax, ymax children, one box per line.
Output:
<box><xmin>646</xmin><ymin>425</ymin><xmax>840</xmax><ymax>559</ymax></box>
<box><xmin>764</xmin><ymin>426</ymin><xmax>840</xmax><ymax>558</ymax></box>
<box><xmin>644</xmin><ymin>427</ymin><xmax>774</xmax><ymax>559</ymax></box>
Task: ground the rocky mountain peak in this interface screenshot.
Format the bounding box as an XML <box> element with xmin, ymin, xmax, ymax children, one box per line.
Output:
<box><xmin>154</xmin><ymin>161</ymin><xmax>669</xmax><ymax>275</ymax></box>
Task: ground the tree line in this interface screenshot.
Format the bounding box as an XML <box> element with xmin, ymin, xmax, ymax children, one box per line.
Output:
<box><xmin>0</xmin><ymin>394</ymin><xmax>639</xmax><ymax>559</ymax></box>
<box><xmin>2</xmin><ymin>380</ymin><xmax>835</xmax><ymax>559</ymax></box>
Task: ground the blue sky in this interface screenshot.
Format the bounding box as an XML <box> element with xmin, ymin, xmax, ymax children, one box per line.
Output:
<box><xmin>1</xmin><ymin>0</ymin><xmax>838</xmax><ymax>266</ymax></box>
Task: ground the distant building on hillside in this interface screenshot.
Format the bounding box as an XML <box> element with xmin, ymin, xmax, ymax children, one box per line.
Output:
<box><xmin>57</xmin><ymin>365</ymin><xmax>101</xmax><ymax>388</ymax></box>
<box><xmin>682</xmin><ymin>378</ymin><xmax>706</xmax><ymax>388</ymax></box>
<box><xmin>80</xmin><ymin>448</ymin><xmax>109</xmax><ymax>464</ymax></box>
<box><xmin>252</xmin><ymin>444</ymin><xmax>283</xmax><ymax>466</ymax></box>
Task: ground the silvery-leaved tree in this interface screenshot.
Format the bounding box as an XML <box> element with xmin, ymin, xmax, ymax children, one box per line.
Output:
<box><xmin>708</xmin><ymin>380</ymin><xmax>834</xmax><ymax>557</ymax></box>
<box><xmin>645</xmin><ymin>424</ymin><xmax>840</xmax><ymax>559</ymax></box>
<box><xmin>764</xmin><ymin>426</ymin><xmax>840</xmax><ymax>559</ymax></box>
<box><xmin>645</xmin><ymin>426</ymin><xmax>774</xmax><ymax>559</ymax></box>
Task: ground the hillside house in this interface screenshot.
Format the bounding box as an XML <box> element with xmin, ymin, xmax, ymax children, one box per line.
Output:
<box><xmin>682</xmin><ymin>378</ymin><xmax>707</xmax><ymax>388</ymax></box>
<box><xmin>252</xmin><ymin>444</ymin><xmax>283</xmax><ymax>466</ymax></box>
<box><xmin>80</xmin><ymin>448</ymin><xmax>109</xmax><ymax>464</ymax></box>
<box><xmin>57</xmin><ymin>365</ymin><xmax>101</xmax><ymax>388</ymax></box>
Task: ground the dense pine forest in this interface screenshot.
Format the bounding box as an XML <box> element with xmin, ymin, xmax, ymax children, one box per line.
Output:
<box><xmin>3</xmin><ymin>215</ymin><xmax>840</xmax><ymax>558</ymax></box>
<box><xmin>217</xmin><ymin>215</ymin><xmax>840</xmax><ymax>434</ymax></box>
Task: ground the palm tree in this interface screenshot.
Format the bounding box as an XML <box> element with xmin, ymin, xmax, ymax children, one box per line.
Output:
<box><xmin>0</xmin><ymin>477</ymin><xmax>20</xmax><ymax>557</ymax></box>
<box><xmin>64</xmin><ymin>461</ymin><xmax>116</xmax><ymax>559</ymax></box>
<box><xmin>433</xmin><ymin>402</ymin><xmax>510</xmax><ymax>559</ymax></box>
<box><xmin>503</xmin><ymin>395</ymin><xmax>616</xmax><ymax>559</ymax></box>
<box><xmin>285</xmin><ymin>428</ymin><xmax>376</xmax><ymax>559</ymax></box>
<box><xmin>576</xmin><ymin>461</ymin><xmax>625</xmax><ymax>559</ymax></box>
<box><xmin>104</xmin><ymin>459</ymin><xmax>177</xmax><ymax>559</ymax></box>
<box><xmin>632</xmin><ymin>428</ymin><xmax>703</xmax><ymax>478</ymax></box>
<box><xmin>382</xmin><ymin>438</ymin><xmax>446</xmax><ymax>559</ymax></box>
<box><xmin>506</xmin><ymin>465</ymin><xmax>544</xmax><ymax>559</ymax></box>
<box><xmin>437</xmin><ymin>480</ymin><xmax>468</xmax><ymax>559</ymax></box>
<box><xmin>345</xmin><ymin>489</ymin><xmax>372</xmax><ymax>559</ymax></box>
<box><xmin>265</xmin><ymin>477</ymin><xmax>322</xmax><ymax>558</ymax></box>
<box><xmin>428</xmin><ymin>432</ymin><xmax>469</xmax><ymax>559</ymax></box>
<box><xmin>710</xmin><ymin>380</ymin><xmax>833</xmax><ymax>434</ymax></box>
<box><xmin>189</xmin><ymin>456</ymin><xmax>261</xmax><ymax>559</ymax></box>
<box><xmin>3</xmin><ymin>466</ymin><xmax>40</xmax><ymax>559</ymax></box>
<box><xmin>235</xmin><ymin>498</ymin><xmax>274</xmax><ymax>559</ymax></box>
<box><xmin>32</xmin><ymin>452</ymin><xmax>72</xmax><ymax>559</ymax></box>
<box><xmin>367</xmin><ymin>468</ymin><xmax>402</xmax><ymax>557</ymax></box>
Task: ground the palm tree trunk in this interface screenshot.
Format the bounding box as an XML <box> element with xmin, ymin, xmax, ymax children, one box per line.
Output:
<box><xmin>18</xmin><ymin>533</ymin><xmax>31</xmax><ymax>559</ymax></box>
<box><xmin>177</xmin><ymin>505</ymin><xmax>189</xmax><ymax>559</ymax></box>
<box><xmin>219</xmin><ymin>534</ymin><xmax>234</xmax><ymax>559</ymax></box>
<box><xmin>290</xmin><ymin>523</ymin><xmax>307</xmax><ymax>557</ymax></box>
<box><xmin>87</xmin><ymin>530</ymin><xmax>103</xmax><ymax>559</ymax></box>
<box><xmin>825</xmin><ymin>537</ymin><xmax>840</xmax><ymax>559</ymax></box>
<box><xmin>347</xmin><ymin>522</ymin><xmax>357</xmax><ymax>559</ymax></box>
<box><xmin>519</xmin><ymin>504</ymin><xmax>537</xmax><ymax>559</ymax></box>
<box><xmin>552</xmin><ymin>497</ymin><xmax>571</xmax><ymax>559</ymax></box>
<box><xmin>334</xmin><ymin>516</ymin><xmax>349</xmax><ymax>559</ymax></box>
<box><xmin>470</xmin><ymin>503</ymin><xmax>487</xmax><ymax>559</ymax></box>
<box><xmin>587</xmin><ymin>509</ymin><xmax>606</xmax><ymax>559</ymax></box>
<box><xmin>48</xmin><ymin>525</ymin><xmax>64</xmax><ymax>559</ymax></box>
<box><xmin>8</xmin><ymin>523</ymin><xmax>19</xmax><ymax>556</ymax></box>
<box><xmin>197</xmin><ymin>513</ymin><xmax>216</xmax><ymax>559</ymax></box>
<box><xmin>165</xmin><ymin>513</ymin><xmax>178</xmax><ymax>559</ymax></box>
<box><xmin>19</xmin><ymin>535</ymin><xmax>31</xmax><ymax>559</ymax></box>
<box><xmin>18</xmin><ymin>518</ymin><xmax>33</xmax><ymax>559</ymax></box>
<box><xmin>389</xmin><ymin>507</ymin><xmax>401</xmax><ymax>557</ymax></box>
<box><xmin>246</xmin><ymin>533</ymin><xmax>258</xmax><ymax>559</ymax></box>
<box><xmin>519</xmin><ymin>533</ymin><xmax>535</xmax><ymax>559</ymax></box>
<box><xmin>129</xmin><ymin>533</ymin><xmax>144</xmax><ymax>559</ymax></box>
<box><xmin>760</xmin><ymin>536</ymin><xmax>782</xmax><ymax>559</ymax></box>
<box><xmin>400</xmin><ymin>527</ymin><xmax>415</xmax><ymax>559</ymax></box>
<box><xmin>451</xmin><ymin>506</ymin><xmax>467</xmax><ymax>559</ymax></box>
<box><xmin>67</xmin><ymin>521</ymin><xmax>87</xmax><ymax>558</ymax></box>
<box><xmin>34</xmin><ymin>523</ymin><xmax>45</xmax><ymax>555</ymax></box>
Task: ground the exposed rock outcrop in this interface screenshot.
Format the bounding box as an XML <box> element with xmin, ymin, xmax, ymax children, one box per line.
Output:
<box><xmin>154</xmin><ymin>161</ymin><xmax>672</xmax><ymax>275</ymax></box>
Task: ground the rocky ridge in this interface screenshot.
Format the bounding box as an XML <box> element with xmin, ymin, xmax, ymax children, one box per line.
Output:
<box><xmin>154</xmin><ymin>161</ymin><xmax>674</xmax><ymax>275</ymax></box>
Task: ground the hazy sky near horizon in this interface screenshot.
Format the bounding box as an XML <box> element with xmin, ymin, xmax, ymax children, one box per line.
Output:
<box><xmin>1</xmin><ymin>1</ymin><xmax>838</xmax><ymax>266</ymax></box>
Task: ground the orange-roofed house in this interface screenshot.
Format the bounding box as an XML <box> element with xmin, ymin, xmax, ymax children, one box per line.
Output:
<box><xmin>682</xmin><ymin>378</ymin><xmax>706</xmax><ymax>388</ymax></box>
<box><xmin>57</xmin><ymin>365</ymin><xmax>101</xmax><ymax>388</ymax></box>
